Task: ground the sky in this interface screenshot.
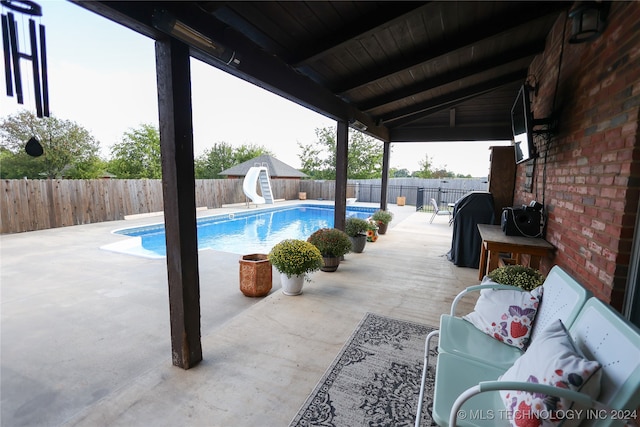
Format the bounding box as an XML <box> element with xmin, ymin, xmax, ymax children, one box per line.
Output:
<box><xmin>1</xmin><ymin>0</ymin><xmax>511</xmax><ymax>177</ymax></box>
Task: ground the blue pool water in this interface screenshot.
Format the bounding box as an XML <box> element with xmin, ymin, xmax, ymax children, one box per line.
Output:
<box><xmin>106</xmin><ymin>204</ymin><xmax>376</xmax><ymax>258</ymax></box>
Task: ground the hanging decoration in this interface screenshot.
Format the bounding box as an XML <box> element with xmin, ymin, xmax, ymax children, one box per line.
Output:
<box><xmin>24</xmin><ymin>135</ymin><xmax>42</xmax><ymax>156</ymax></box>
<box><xmin>1</xmin><ymin>0</ymin><xmax>49</xmax><ymax>118</ymax></box>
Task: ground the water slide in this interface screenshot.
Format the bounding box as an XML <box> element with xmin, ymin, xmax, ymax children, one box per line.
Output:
<box><xmin>243</xmin><ymin>166</ymin><xmax>274</xmax><ymax>205</ymax></box>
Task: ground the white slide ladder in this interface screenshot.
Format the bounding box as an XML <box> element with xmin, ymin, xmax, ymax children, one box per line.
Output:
<box><xmin>243</xmin><ymin>166</ymin><xmax>274</xmax><ymax>205</ymax></box>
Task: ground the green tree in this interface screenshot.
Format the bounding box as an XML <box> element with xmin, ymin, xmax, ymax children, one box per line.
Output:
<box><xmin>194</xmin><ymin>142</ymin><xmax>235</xmax><ymax>178</ymax></box>
<box><xmin>413</xmin><ymin>154</ymin><xmax>435</xmax><ymax>178</ymax></box>
<box><xmin>108</xmin><ymin>124</ymin><xmax>161</xmax><ymax>178</ymax></box>
<box><xmin>194</xmin><ymin>142</ymin><xmax>273</xmax><ymax>178</ymax></box>
<box><xmin>298</xmin><ymin>126</ymin><xmax>383</xmax><ymax>179</ymax></box>
<box><xmin>390</xmin><ymin>167</ymin><xmax>411</xmax><ymax>177</ymax></box>
<box><xmin>0</xmin><ymin>110</ymin><xmax>102</xmax><ymax>178</ymax></box>
<box><xmin>348</xmin><ymin>130</ymin><xmax>383</xmax><ymax>178</ymax></box>
<box><xmin>298</xmin><ymin>135</ymin><xmax>329</xmax><ymax>179</ymax></box>
<box><xmin>65</xmin><ymin>157</ymin><xmax>110</xmax><ymax>179</ymax></box>
<box><xmin>233</xmin><ymin>143</ymin><xmax>273</xmax><ymax>165</ymax></box>
<box><xmin>299</xmin><ymin>127</ymin><xmax>337</xmax><ymax>180</ymax></box>
<box><xmin>431</xmin><ymin>166</ymin><xmax>452</xmax><ymax>179</ymax></box>
<box><xmin>411</xmin><ymin>153</ymin><xmax>467</xmax><ymax>178</ymax></box>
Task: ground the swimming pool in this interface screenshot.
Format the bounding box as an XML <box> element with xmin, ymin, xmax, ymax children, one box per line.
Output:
<box><xmin>102</xmin><ymin>204</ymin><xmax>377</xmax><ymax>258</ymax></box>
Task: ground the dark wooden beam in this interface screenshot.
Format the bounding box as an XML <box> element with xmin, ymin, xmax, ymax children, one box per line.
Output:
<box><xmin>334</xmin><ymin>121</ymin><xmax>348</xmax><ymax>231</ymax></box>
<box><xmin>381</xmin><ymin>69</ymin><xmax>527</xmax><ymax>127</ymax></box>
<box><xmin>380</xmin><ymin>142</ymin><xmax>391</xmax><ymax>211</ymax></box>
<box><xmin>73</xmin><ymin>1</ymin><xmax>161</xmax><ymax>39</ymax></box>
<box><xmin>156</xmin><ymin>37</ymin><xmax>202</xmax><ymax>370</ymax></box>
<box><xmin>389</xmin><ymin>125</ymin><xmax>513</xmax><ymax>143</ymax></box>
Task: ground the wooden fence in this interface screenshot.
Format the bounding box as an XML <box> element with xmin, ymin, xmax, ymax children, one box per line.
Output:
<box><xmin>1</xmin><ymin>178</ymin><xmax>482</xmax><ymax>234</ymax></box>
<box><xmin>1</xmin><ymin>178</ymin><xmax>307</xmax><ymax>234</ymax></box>
<box><xmin>299</xmin><ymin>180</ymin><xmax>356</xmax><ymax>201</ymax></box>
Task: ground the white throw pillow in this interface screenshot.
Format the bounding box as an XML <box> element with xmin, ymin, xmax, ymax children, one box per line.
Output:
<box><xmin>499</xmin><ymin>319</ymin><xmax>602</xmax><ymax>427</ymax></box>
<box><xmin>463</xmin><ymin>283</ymin><xmax>542</xmax><ymax>349</ymax></box>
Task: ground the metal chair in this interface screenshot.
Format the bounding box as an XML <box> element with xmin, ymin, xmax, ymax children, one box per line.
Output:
<box><xmin>429</xmin><ymin>198</ymin><xmax>452</xmax><ymax>224</ymax></box>
<box><xmin>439</xmin><ymin>297</ymin><xmax>640</xmax><ymax>427</ymax></box>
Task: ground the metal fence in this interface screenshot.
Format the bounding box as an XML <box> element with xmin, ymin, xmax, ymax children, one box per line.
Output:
<box><xmin>348</xmin><ymin>178</ymin><xmax>489</xmax><ymax>210</ymax></box>
<box><xmin>415</xmin><ymin>187</ymin><xmax>471</xmax><ymax>211</ymax></box>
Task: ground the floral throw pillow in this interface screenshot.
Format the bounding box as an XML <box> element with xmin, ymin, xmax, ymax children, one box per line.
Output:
<box><xmin>499</xmin><ymin>319</ymin><xmax>602</xmax><ymax>427</ymax></box>
<box><xmin>463</xmin><ymin>284</ymin><xmax>542</xmax><ymax>349</ymax></box>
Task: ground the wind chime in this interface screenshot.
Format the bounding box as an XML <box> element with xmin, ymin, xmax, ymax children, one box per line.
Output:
<box><xmin>1</xmin><ymin>0</ymin><xmax>48</xmax><ymax>157</ymax></box>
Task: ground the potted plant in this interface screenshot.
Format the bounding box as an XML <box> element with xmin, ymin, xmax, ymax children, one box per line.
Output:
<box><xmin>307</xmin><ymin>228</ymin><xmax>352</xmax><ymax>272</ymax></box>
<box><xmin>239</xmin><ymin>253</ymin><xmax>272</xmax><ymax>297</ymax></box>
<box><xmin>371</xmin><ymin>209</ymin><xmax>393</xmax><ymax>234</ymax></box>
<box><xmin>366</xmin><ymin>219</ymin><xmax>379</xmax><ymax>242</ymax></box>
<box><xmin>487</xmin><ymin>264</ymin><xmax>545</xmax><ymax>291</ymax></box>
<box><xmin>345</xmin><ymin>217</ymin><xmax>369</xmax><ymax>253</ymax></box>
<box><xmin>268</xmin><ymin>239</ymin><xmax>323</xmax><ymax>295</ymax></box>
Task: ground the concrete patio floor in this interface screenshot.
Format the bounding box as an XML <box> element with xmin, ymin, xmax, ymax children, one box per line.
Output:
<box><xmin>1</xmin><ymin>202</ymin><xmax>479</xmax><ymax>426</ymax></box>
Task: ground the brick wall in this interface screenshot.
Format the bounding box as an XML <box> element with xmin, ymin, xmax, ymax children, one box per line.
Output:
<box><xmin>513</xmin><ymin>2</ymin><xmax>640</xmax><ymax>310</ymax></box>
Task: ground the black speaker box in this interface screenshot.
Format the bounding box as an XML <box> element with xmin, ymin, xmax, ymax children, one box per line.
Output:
<box><xmin>501</xmin><ymin>207</ymin><xmax>541</xmax><ymax>237</ymax></box>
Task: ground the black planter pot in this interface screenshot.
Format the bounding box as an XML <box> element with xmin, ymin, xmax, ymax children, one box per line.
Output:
<box><xmin>349</xmin><ymin>235</ymin><xmax>367</xmax><ymax>253</ymax></box>
<box><xmin>377</xmin><ymin>222</ymin><xmax>389</xmax><ymax>234</ymax></box>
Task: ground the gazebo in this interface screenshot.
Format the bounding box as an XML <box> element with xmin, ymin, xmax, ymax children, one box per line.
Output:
<box><xmin>219</xmin><ymin>155</ymin><xmax>307</xmax><ymax>180</ymax></box>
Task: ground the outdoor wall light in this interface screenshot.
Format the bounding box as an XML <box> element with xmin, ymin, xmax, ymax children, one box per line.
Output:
<box><xmin>152</xmin><ymin>9</ymin><xmax>240</xmax><ymax>67</ymax></box>
<box><xmin>568</xmin><ymin>1</ymin><xmax>610</xmax><ymax>44</ymax></box>
<box><xmin>349</xmin><ymin>119</ymin><xmax>368</xmax><ymax>131</ymax></box>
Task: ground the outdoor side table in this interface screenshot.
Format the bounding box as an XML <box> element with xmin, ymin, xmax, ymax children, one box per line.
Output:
<box><xmin>477</xmin><ymin>224</ymin><xmax>555</xmax><ymax>280</ymax></box>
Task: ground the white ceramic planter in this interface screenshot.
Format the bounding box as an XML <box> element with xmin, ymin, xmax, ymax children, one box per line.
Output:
<box><xmin>280</xmin><ymin>273</ymin><xmax>305</xmax><ymax>296</ymax></box>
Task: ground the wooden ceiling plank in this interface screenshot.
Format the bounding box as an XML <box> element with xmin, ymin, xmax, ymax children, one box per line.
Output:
<box><xmin>331</xmin><ymin>2</ymin><xmax>568</xmax><ymax>93</ymax></box>
<box><xmin>358</xmin><ymin>40</ymin><xmax>545</xmax><ymax>112</ymax></box>
<box><xmin>291</xmin><ymin>2</ymin><xmax>429</xmax><ymax>65</ymax></box>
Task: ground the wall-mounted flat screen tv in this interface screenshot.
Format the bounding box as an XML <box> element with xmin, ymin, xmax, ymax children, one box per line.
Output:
<box><xmin>511</xmin><ymin>85</ymin><xmax>535</xmax><ymax>164</ymax></box>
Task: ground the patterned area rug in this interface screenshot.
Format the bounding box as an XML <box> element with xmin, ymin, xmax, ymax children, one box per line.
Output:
<box><xmin>289</xmin><ymin>313</ymin><xmax>437</xmax><ymax>427</ymax></box>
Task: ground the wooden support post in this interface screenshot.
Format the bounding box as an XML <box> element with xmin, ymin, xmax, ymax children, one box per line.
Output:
<box><xmin>334</xmin><ymin>120</ymin><xmax>348</xmax><ymax>231</ymax></box>
<box><xmin>155</xmin><ymin>38</ymin><xmax>202</xmax><ymax>369</ymax></box>
<box><xmin>380</xmin><ymin>141</ymin><xmax>391</xmax><ymax>210</ymax></box>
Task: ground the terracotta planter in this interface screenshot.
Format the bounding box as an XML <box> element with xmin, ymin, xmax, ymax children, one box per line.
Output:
<box><xmin>239</xmin><ymin>254</ymin><xmax>272</xmax><ymax>297</ymax></box>
<box><xmin>397</xmin><ymin>196</ymin><xmax>406</xmax><ymax>206</ymax></box>
<box><xmin>298</xmin><ymin>192</ymin><xmax>307</xmax><ymax>200</ymax></box>
<box><xmin>349</xmin><ymin>235</ymin><xmax>367</xmax><ymax>253</ymax></box>
<box><xmin>280</xmin><ymin>273</ymin><xmax>305</xmax><ymax>295</ymax></box>
<box><xmin>321</xmin><ymin>256</ymin><xmax>341</xmax><ymax>272</ymax></box>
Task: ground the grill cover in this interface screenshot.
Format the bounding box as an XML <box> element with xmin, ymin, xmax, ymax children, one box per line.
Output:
<box><xmin>447</xmin><ymin>192</ymin><xmax>495</xmax><ymax>268</ymax></box>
